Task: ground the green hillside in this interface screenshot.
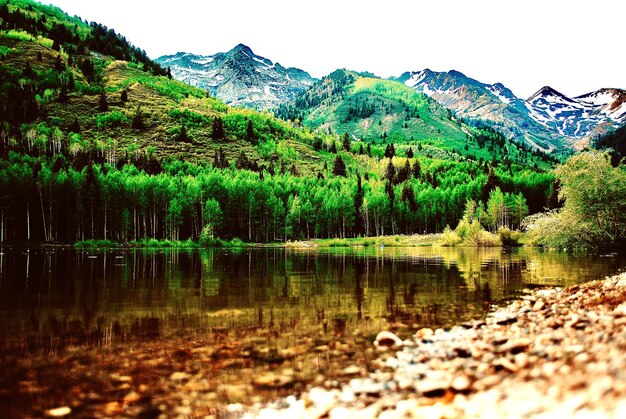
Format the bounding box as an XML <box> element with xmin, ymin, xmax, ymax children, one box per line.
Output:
<box><xmin>0</xmin><ymin>0</ymin><xmax>556</xmax><ymax>244</ymax></box>
<box><xmin>276</xmin><ymin>70</ymin><xmax>556</xmax><ymax>168</ymax></box>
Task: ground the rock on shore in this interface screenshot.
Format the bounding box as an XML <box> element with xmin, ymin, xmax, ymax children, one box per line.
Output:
<box><xmin>238</xmin><ymin>272</ymin><xmax>626</xmax><ymax>418</ymax></box>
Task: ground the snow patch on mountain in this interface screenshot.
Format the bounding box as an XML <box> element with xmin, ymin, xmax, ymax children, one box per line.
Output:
<box><xmin>156</xmin><ymin>45</ymin><xmax>316</xmax><ymax>110</ymax></box>
<box><xmin>400</xmin><ymin>68</ymin><xmax>625</xmax><ymax>149</ymax></box>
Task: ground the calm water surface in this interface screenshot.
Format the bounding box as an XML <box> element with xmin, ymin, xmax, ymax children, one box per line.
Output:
<box><xmin>0</xmin><ymin>246</ymin><xmax>624</xmax><ymax>353</ymax></box>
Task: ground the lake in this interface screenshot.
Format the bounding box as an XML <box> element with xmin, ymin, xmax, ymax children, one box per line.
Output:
<box><xmin>1</xmin><ymin>246</ymin><xmax>624</xmax><ymax>354</ymax></box>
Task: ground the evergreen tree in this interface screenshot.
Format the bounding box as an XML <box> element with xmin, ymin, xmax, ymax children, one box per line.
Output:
<box><xmin>167</xmin><ymin>67</ymin><xmax>172</xmax><ymax>79</ymax></box>
<box><xmin>68</xmin><ymin>117</ymin><xmax>81</xmax><ymax>133</ymax></box>
<box><xmin>401</xmin><ymin>183</ymin><xmax>417</xmax><ymax>212</ymax></box>
<box><xmin>358</xmin><ymin>144</ymin><xmax>364</xmax><ymax>155</ymax></box>
<box><xmin>384</xmin><ymin>143</ymin><xmax>395</xmax><ymax>158</ymax></box>
<box><xmin>235</xmin><ymin>150</ymin><xmax>250</xmax><ymax>169</ymax></box>
<box><xmin>98</xmin><ymin>89</ymin><xmax>108</xmax><ymax>112</ymax></box>
<box><xmin>23</xmin><ymin>62</ymin><xmax>34</xmax><ymax>78</ymax></box>
<box><xmin>406</xmin><ymin>147</ymin><xmax>414</xmax><ymax>158</ymax></box>
<box><xmin>397</xmin><ymin>159</ymin><xmax>411</xmax><ymax>183</ymax></box>
<box><xmin>354</xmin><ymin>173</ymin><xmax>364</xmax><ymax>213</ymax></box>
<box><xmin>177</xmin><ymin>125</ymin><xmax>189</xmax><ymax>142</ymax></box>
<box><xmin>384</xmin><ymin>159</ymin><xmax>396</xmax><ymax>182</ymax></box>
<box><xmin>366</xmin><ymin>143</ymin><xmax>371</xmax><ymax>157</ymax></box>
<box><xmin>54</xmin><ymin>55</ymin><xmax>65</xmax><ymax>72</ymax></box>
<box><xmin>57</xmin><ymin>84</ymin><xmax>68</xmax><ymax>102</ymax></box>
<box><xmin>120</xmin><ymin>89</ymin><xmax>128</xmax><ymax>103</ymax></box>
<box><xmin>212</xmin><ymin>117</ymin><xmax>225</xmax><ymax>140</ymax></box>
<box><xmin>218</xmin><ymin>147</ymin><xmax>229</xmax><ymax>168</ymax></box>
<box><xmin>330</xmin><ymin>142</ymin><xmax>337</xmax><ymax>154</ymax></box>
<box><xmin>332</xmin><ymin>155</ymin><xmax>347</xmax><ymax>176</ymax></box>
<box><xmin>246</xmin><ymin>118</ymin><xmax>257</xmax><ymax>144</ymax></box>
<box><xmin>342</xmin><ymin>132</ymin><xmax>351</xmax><ymax>152</ymax></box>
<box><xmin>412</xmin><ymin>159</ymin><xmax>421</xmax><ymax>179</ymax></box>
<box><xmin>131</xmin><ymin>106</ymin><xmax>145</xmax><ymax>131</ymax></box>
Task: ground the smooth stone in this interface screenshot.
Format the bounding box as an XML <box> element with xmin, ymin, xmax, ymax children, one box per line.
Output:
<box><xmin>254</xmin><ymin>373</ymin><xmax>295</xmax><ymax>389</ymax></box>
<box><xmin>452</xmin><ymin>375</ymin><xmax>471</xmax><ymax>392</ymax></box>
<box><xmin>374</xmin><ymin>331</ymin><xmax>403</xmax><ymax>348</ymax></box>
<box><xmin>341</xmin><ymin>365</ymin><xmax>363</xmax><ymax>376</ymax></box>
<box><xmin>46</xmin><ymin>407</ymin><xmax>71</xmax><ymax>417</ymax></box>
<box><xmin>170</xmin><ymin>371</ymin><xmax>190</xmax><ymax>381</ymax></box>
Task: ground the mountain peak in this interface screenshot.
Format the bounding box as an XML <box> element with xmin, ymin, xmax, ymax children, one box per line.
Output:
<box><xmin>528</xmin><ymin>86</ymin><xmax>567</xmax><ymax>102</ymax></box>
<box><xmin>156</xmin><ymin>45</ymin><xmax>315</xmax><ymax>110</ymax></box>
<box><xmin>231</xmin><ymin>43</ymin><xmax>254</xmax><ymax>55</ymax></box>
<box><xmin>448</xmin><ymin>69</ymin><xmax>467</xmax><ymax>79</ymax></box>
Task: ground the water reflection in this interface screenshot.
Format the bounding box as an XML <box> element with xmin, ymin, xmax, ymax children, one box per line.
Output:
<box><xmin>0</xmin><ymin>246</ymin><xmax>623</xmax><ymax>354</ymax></box>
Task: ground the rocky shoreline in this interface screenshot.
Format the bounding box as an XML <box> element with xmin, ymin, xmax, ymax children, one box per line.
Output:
<box><xmin>237</xmin><ymin>272</ymin><xmax>626</xmax><ymax>418</ymax></box>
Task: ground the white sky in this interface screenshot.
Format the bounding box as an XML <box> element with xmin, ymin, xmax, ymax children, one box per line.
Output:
<box><xmin>42</xmin><ymin>0</ymin><xmax>624</xmax><ymax>99</ymax></box>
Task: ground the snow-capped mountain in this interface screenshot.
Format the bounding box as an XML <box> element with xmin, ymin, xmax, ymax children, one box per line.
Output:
<box><xmin>399</xmin><ymin>70</ymin><xmax>626</xmax><ymax>150</ymax></box>
<box><xmin>156</xmin><ymin>44</ymin><xmax>316</xmax><ymax>110</ymax></box>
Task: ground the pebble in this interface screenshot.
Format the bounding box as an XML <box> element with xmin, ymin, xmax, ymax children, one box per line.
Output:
<box><xmin>45</xmin><ymin>407</ymin><xmax>71</xmax><ymax>417</ymax></box>
<box><xmin>374</xmin><ymin>331</ymin><xmax>403</xmax><ymax>348</ymax></box>
<box><xmin>238</xmin><ymin>273</ymin><xmax>626</xmax><ymax>418</ymax></box>
<box><xmin>341</xmin><ymin>365</ymin><xmax>363</xmax><ymax>376</ymax></box>
<box><xmin>254</xmin><ymin>373</ymin><xmax>295</xmax><ymax>389</ymax></box>
<box><xmin>170</xmin><ymin>371</ymin><xmax>190</xmax><ymax>381</ymax></box>
<box><xmin>123</xmin><ymin>391</ymin><xmax>141</xmax><ymax>404</ymax></box>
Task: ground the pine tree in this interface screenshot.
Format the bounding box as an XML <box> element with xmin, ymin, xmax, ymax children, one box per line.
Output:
<box><xmin>342</xmin><ymin>132</ymin><xmax>351</xmax><ymax>152</ymax></box>
<box><xmin>54</xmin><ymin>55</ymin><xmax>65</xmax><ymax>72</ymax></box>
<box><xmin>412</xmin><ymin>159</ymin><xmax>421</xmax><ymax>179</ymax></box>
<box><xmin>218</xmin><ymin>147</ymin><xmax>229</xmax><ymax>168</ymax></box>
<box><xmin>406</xmin><ymin>147</ymin><xmax>414</xmax><ymax>158</ymax></box>
<box><xmin>23</xmin><ymin>62</ymin><xmax>34</xmax><ymax>78</ymax></box>
<box><xmin>120</xmin><ymin>90</ymin><xmax>128</xmax><ymax>103</ymax></box>
<box><xmin>131</xmin><ymin>106</ymin><xmax>145</xmax><ymax>131</ymax></box>
<box><xmin>68</xmin><ymin>117</ymin><xmax>81</xmax><ymax>133</ymax></box>
<box><xmin>98</xmin><ymin>89</ymin><xmax>108</xmax><ymax>112</ymax></box>
<box><xmin>397</xmin><ymin>159</ymin><xmax>411</xmax><ymax>183</ymax></box>
<box><xmin>384</xmin><ymin>143</ymin><xmax>395</xmax><ymax>158</ymax></box>
<box><xmin>330</xmin><ymin>142</ymin><xmax>337</xmax><ymax>154</ymax></box>
<box><xmin>177</xmin><ymin>125</ymin><xmax>189</xmax><ymax>142</ymax></box>
<box><xmin>354</xmin><ymin>173</ymin><xmax>364</xmax><ymax>212</ymax></box>
<box><xmin>246</xmin><ymin>118</ymin><xmax>257</xmax><ymax>144</ymax></box>
<box><xmin>57</xmin><ymin>84</ymin><xmax>68</xmax><ymax>102</ymax></box>
<box><xmin>212</xmin><ymin>117</ymin><xmax>225</xmax><ymax>140</ymax></box>
<box><xmin>332</xmin><ymin>155</ymin><xmax>347</xmax><ymax>177</ymax></box>
<box><xmin>384</xmin><ymin>159</ymin><xmax>396</xmax><ymax>182</ymax></box>
<box><xmin>358</xmin><ymin>144</ymin><xmax>364</xmax><ymax>155</ymax></box>
<box><xmin>167</xmin><ymin>67</ymin><xmax>172</xmax><ymax>80</ymax></box>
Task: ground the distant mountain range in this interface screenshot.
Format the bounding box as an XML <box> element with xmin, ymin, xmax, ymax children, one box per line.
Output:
<box><xmin>399</xmin><ymin>69</ymin><xmax>625</xmax><ymax>150</ymax></box>
<box><xmin>158</xmin><ymin>44</ymin><xmax>626</xmax><ymax>151</ymax></box>
<box><xmin>156</xmin><ymin>44</ymin><xmax>315</xmax><ymax>110</ymax></box>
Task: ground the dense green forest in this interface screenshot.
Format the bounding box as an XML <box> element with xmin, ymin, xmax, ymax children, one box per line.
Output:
<box><xmin>0</xmin><ymin>0</ymin><xmax>558</xmax><ymax>244</ymax></box>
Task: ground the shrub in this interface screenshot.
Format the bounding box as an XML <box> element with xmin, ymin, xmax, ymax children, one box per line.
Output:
<box><xmin>96</xmin><ymin>111</ymin><xmax>128</xmax><ymax>129</ymax></box>
<box><xmin>438</xmin><ymin>226</ymin><xmax>462</xmax><ymax>247</ymax></box>
<box><xmin>74</xmin><ymin>239</ymin><xmax>116</xmax><ymax>248</ymax></box>
<box><xmin>524</xmin><ymin>151</ymin><xmax>626</xmax><ymax>252</ymax></box>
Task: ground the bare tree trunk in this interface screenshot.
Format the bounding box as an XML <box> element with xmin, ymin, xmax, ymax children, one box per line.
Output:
<box><xmin>26</xmin><ymin>200</ymin><xmax>30</xmax><ymax>241</ymax></box>
<box><xmin>39</xmin><ymin>185</ymin><xmax>48</xmax><ymax>242</ymax></box>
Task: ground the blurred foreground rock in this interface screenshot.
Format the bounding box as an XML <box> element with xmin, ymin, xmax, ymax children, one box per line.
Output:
<box><xmin>241</xmin><ymin>272</ymin><xmax>626</xmax><ymax>418</ymax></box>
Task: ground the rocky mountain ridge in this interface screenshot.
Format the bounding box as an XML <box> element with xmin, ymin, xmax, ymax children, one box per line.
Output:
<box><xmin>156</xmin><ymin>44</ymin><xmax>315</xmax><ymax>110</ymax></box>
<box><xmin>400</xmin><ymin>70</ymin><xmax>626</xmax><ymax>150</ymax></box>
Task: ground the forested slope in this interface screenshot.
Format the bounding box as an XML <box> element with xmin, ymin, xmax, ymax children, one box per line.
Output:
<box><xmin>0</xmin><ymin>0</ymin><xmax>555</xmax><ymax>244</ymax></box>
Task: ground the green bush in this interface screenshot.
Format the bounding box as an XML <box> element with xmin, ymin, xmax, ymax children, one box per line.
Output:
<box><xmin>438</xmin><ymin>226</ymin><xmax>462</xmax><ymax>247</ymax></box>
<box><xmin>74</xmin><ymin>239</ymin><xmax>116</xmax><ymax>248</ymax></box>
<box><xmin>96</xmin><ymin>111</ymin><xmax>128</xmax><ymax>129</ymax></box>
<box><xmin>168</xmin><ymin>108</ymin><xmax>209</xmax><ymax>128</ymax></box>
<box><xmin>524</xmin><ymin>151</ymin><xmax>626</xmax><ymax>252</ymax></box>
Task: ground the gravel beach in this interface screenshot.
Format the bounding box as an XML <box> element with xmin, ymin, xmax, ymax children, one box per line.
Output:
<box><xmin>238</xmin><ymin>272</ymin><xmax>626</xmax><ymax>418</ymax></box>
